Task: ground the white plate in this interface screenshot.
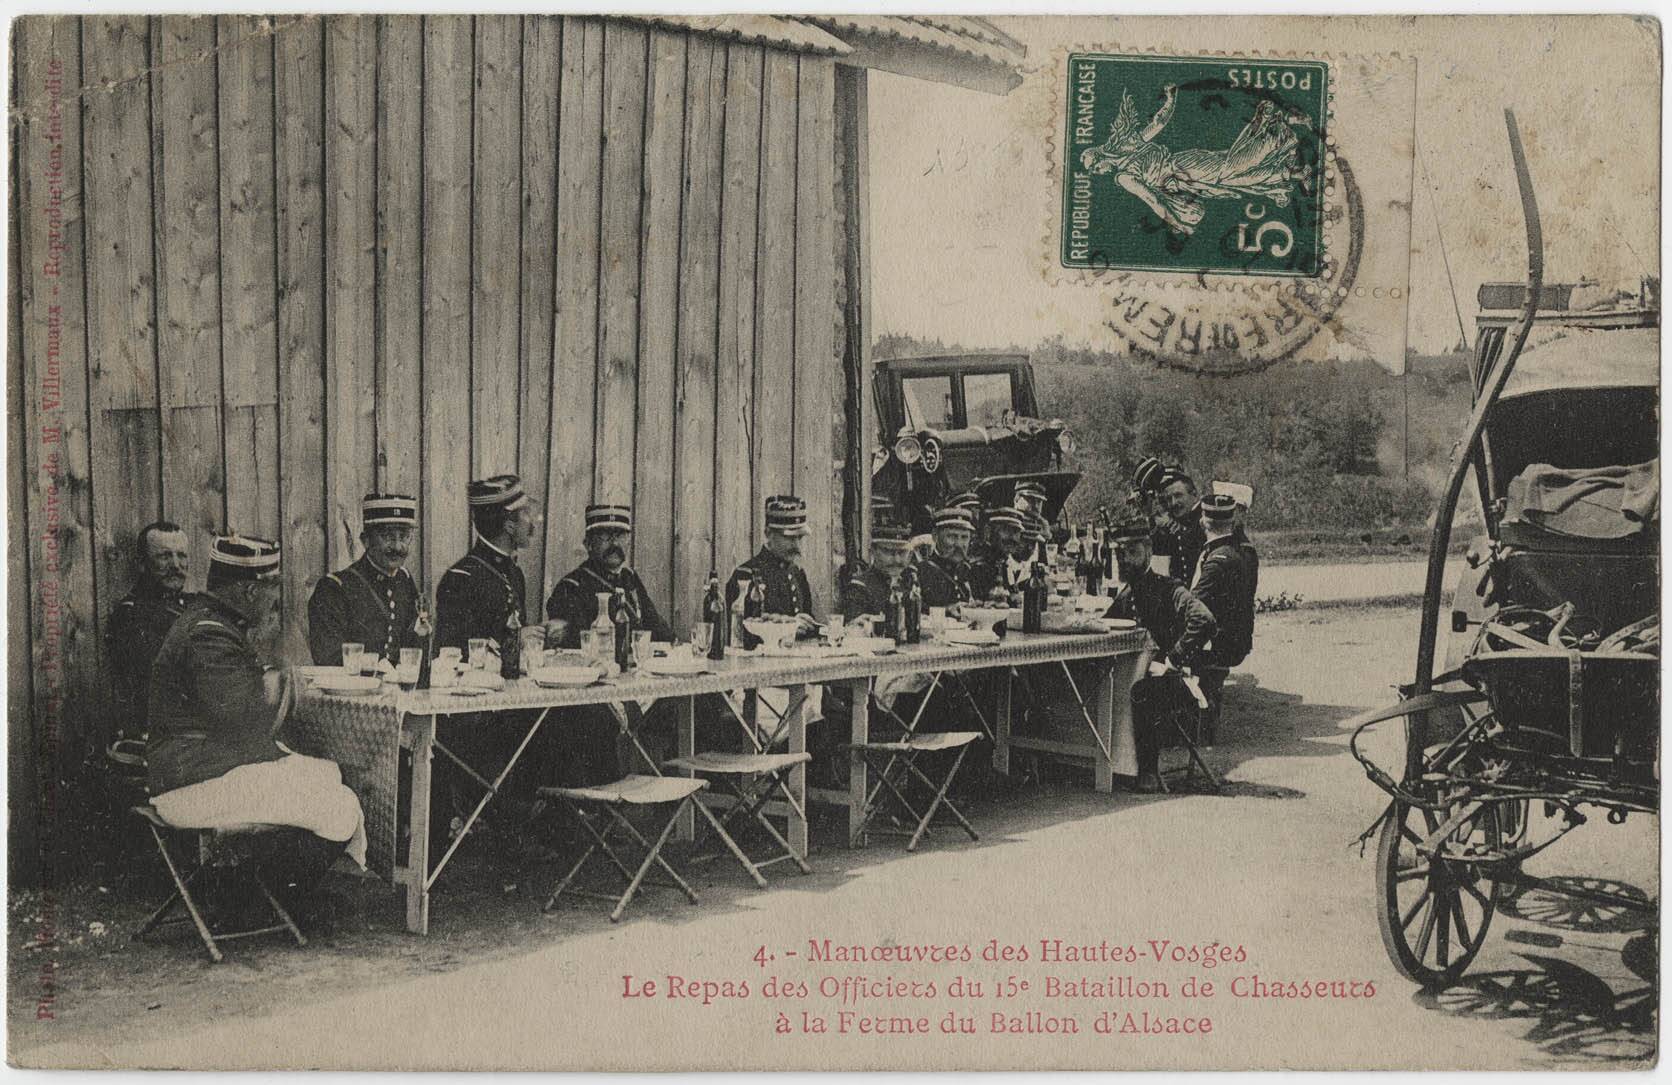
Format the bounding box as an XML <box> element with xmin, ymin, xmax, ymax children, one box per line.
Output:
<box><xmin>314</xmin><ymin>674</ymin><xmax>382</xmax><ymax>695</ymax></box>
<box><xmin>299</xmin><ymin>665</ymin><xmax>346</xmax><ymax>682</ymax></box>
<box><xmin>845</xmin><ymin>636</ymin><xmax>898</xmax><ymax>655</ymax></box>
<box><xmin>1101</xmin><ymin>617</ymin><xmax>1138</xmax><ymax>631</ymax></box>
<box><xmin>530</xmin><ymin>665</ymin><xmax>602</xmax><ymax>689</ymax></box>
<box><xmin>445</xmin><ymin>685</ymin><xmax>490</xmax><ymax>697</ymax></box>
<box><xmin>940</xmin><ymin>627</ymin><xmax>1000</xmax><ymax>647</ymax></box>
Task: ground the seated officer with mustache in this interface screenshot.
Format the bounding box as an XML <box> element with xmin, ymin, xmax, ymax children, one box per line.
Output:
<box><xmin>545</xmin><ymin>503</ymin><xmax>673</xmax><ymax>785</ymax></box>
<box><xmin>307</xmin><ymin>494</ymin><xmax>423</xmax><ymax>666</ymax></box>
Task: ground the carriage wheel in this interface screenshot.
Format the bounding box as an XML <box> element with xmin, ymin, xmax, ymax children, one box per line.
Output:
<box><xmin>1376</xmin><ymin>799</ymin><xmax>1502</xmax><ymax>988</ymax></box>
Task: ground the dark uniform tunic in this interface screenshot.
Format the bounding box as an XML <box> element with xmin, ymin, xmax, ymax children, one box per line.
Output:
<box><xmin>841</xmin><ymin>565</ymin><xmax>895</xmax><ymax>623</ymax></box>
<box><xmin>1106</xmin><ymin>569</ymin><xmax>1216</xmax><ymax>776</ymax></box>
<box><xmin>966</xmin><ymin>552</ymin><xmax>1023</xmax><ymax>603</ymax></box>
<box><xmin>105</xmin><ymin>579</ymin><xmax>193</xmax><ymax>746</ymax></box>
<box><xmin>434</xmin><ymin>539</ymin><xmax>526</xmax><ymax>651</ymax></box>
<box><xmin>146</xmin><ymin>596</ymin><xmax>284</xmax><ymax>795</ymax></box>
<box><xmin>1152</xmin><ymin>504</ymin><xmax>1206</xmax><ymax>583</ymax></box>
<box><xmin>1191</xmin><ymin>535</ymin><xmax>1256</xmax><ymax>669</ymax></box>
<box><xmin>725</xmin><ymin>545</ymin><xmax>813</xmax><ymax>618</ymax></box>
<box><xmin>917</xmin><ymin>551</ymin><xmax>972</xmax><ymax>608</ymax></box>
<box><xmin>307</xmin><ymin>555</ymin><xmax>423</xmax><ymax>665</ymax></box>
<box><xmin>544</xmin><ymin>559</ymin><xmax>673</xmax><ymax>647</ymax></box>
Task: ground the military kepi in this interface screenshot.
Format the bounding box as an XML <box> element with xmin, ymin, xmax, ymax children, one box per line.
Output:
<box><xmin>467</xmin><ymin>473</ymin><xmax>527</xmax><ymax>512</ymax></box>
<box><xmin>933</xmin><ymin>506</ymin><xmax>975</xmax><ymax>531</ymax></box>
<box><xmin>1108</xmin><ymin>516</ymin><xmax>1151</xmax><ymax>543</ymax></box>
<box><xmin>362</xmin><ymin>492</ymin><xmax>417</xmax><ymax>527</ymax></box>
<box><xmin>764</xmin><ymin>495</ymin><xmax>809</xmax><ymax>537</ymax></box>
<box><xmin>1203</xmin><ymin>493</ymin><xmax>1238</xmax><ymax>522</ymax></box>
<box><xmin>985</xmin><ymin>506</ymin><xmax>1025</xmax><ymax>531</ymax></box>
<box><xmin>584</xmin><ymin>503</ymin><xmax>632</xmax><ymax>533</ymax></box>
<box><xmin>211</xmin><ymin>534</ymin><xmax>281</xmax><ymax>579</ymax></box>
<box><xmin>872</xmin><ymin>521</ymin><xmax>914</xmax><ymax>547</ymax></box>
<box><xmin>1132</xmin><ymin>455</ymin><xmax>1165</xmax><ymax>493</ymax></box>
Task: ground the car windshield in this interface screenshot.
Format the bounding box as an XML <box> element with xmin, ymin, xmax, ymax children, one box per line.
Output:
<box><xmin>964</xmin><ymin>372</ymin><xmax>1014</xmax><ymax>427</ymax></box>
<box><xmin>901</xmin><ymin>375</ymin><xmax>955</xmax><ymax>430</ymax></box>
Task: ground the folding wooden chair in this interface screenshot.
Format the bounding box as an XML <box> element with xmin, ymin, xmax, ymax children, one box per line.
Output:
<box><xmin>664</xmin><ymin>751</ymin><xmax>813</xmax><ymax>887</ymax></box>
<box><xmin>131</xmin><ymin>805</ymin><xmax>307</xmax><ymax>964</ymax></box>
<box><xmin>850</xmin><ymin>728</ymin><xmax>982</xmax><ymax>852</ymax></box>
<box><xmin>1155</xmin><ymin>681</ymin><xmax>1222</xmax><ymax>793</ymax></box>
<box><xmin>538</xmin><ymin>775</ymin><xmax>707</xmax><ymax>922</ymax></box>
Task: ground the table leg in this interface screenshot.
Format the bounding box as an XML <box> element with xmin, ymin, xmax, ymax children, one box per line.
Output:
<box><xmin>1093</xmin><ymin>661</ymin><xmax>1116</xmax><ymax>794</ymax></box>
<box><xmin>405</xmin><ymin>713</ymin><xmax>435</xmax><ymax>936</ymax></box>
<box><xmin>1110</xmin><ymin>653</ymin><xmax>1143</xmax><ymax>778</ymax></box>
<box><xmin>993</xmin><ymin>668</ymin><xmax>1013</xmax><ymax>777</ymax></box>
<box><xmin>846</xmin><ymin>677</ymin><xmax>869</xmax><ymax>847</ymax></box>
<box><xmin>676</xmin><ymin>696</ymin><xmax>696</xmax><ymax>842</ymax></box>
<box><xmin>786</xmin><ymin>683</ymin><xmax>809</xmax><ymax>858</ymax></box>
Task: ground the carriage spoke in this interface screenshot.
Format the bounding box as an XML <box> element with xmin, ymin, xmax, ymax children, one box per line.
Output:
<box><xmin>1450</xmin><ymin>893</ymin><xmax>1474</xmax><ymax>946</ymax></box>
<box><xmin>1401</xmin><ymin>883</ymin><xmax>1434</xmax><ymax>929</ymax></box>
<box><xmin>1401</xmin><ymin>824</ymin><xmax>1425</xmax><ymax>847</ymax></box>
<box><xmin>1458</xmin><ymin>875</ymin><xmax>1492</xmax><ymax>911</ymax></box>
<box><xmin>1413</xmin><ymin>895</ymin><xmax>1439</xmax><ymax>961</ymax></box>
<box><xmin>1435</xmin><ymin>891</ymin><xmax>1452</xmax><ymax>965</ymax></box>
<box><xmin>1397</xmin><ymin>862</ymin><xmax>1432</xmax><ymax>882</ymax></box>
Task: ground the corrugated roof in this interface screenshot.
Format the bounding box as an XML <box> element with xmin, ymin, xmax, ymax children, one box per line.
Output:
<box><xmin>619</xmin><ymin>15</ymin><xmax>851</xmax><ymax>56</ymax></box>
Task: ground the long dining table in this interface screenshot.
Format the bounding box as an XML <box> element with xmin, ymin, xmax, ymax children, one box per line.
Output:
<box><xmin>287</xmin><ymin>628</ymin><xmax>1152</xmax><ymax>934</ymax></box>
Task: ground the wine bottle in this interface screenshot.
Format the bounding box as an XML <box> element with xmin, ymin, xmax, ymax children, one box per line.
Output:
<box><xmin>902</xmin><ymin>566</ymin><xmax>923</xmax><ymax>644</ymax></box>
<box><xmin>610</xmin><ymin>587</ymin><xmax>634</xmax><ymax>671</ymax></box>
<box><xmin>883</xmin><ymin>577</ymin><xmax>904</xmax><ymax>644</ymax></box>
<box><xmin>1023</xmin><ymin>562</ymin><xmax>1048</xmax><ymax>634</ymax></box>
<box><xmin>703</xmin><ymin>573</ymin><xmax>727</xmax><ymax>661</ymax></box>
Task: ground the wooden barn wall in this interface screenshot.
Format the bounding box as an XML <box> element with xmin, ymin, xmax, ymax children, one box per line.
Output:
<box><xmin>8</xmin><ymin>13</ymin><xmax>844</xmax><ymax>778</ymax></box>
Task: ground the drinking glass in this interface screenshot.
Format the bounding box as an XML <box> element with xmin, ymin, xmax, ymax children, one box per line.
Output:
<box><xmin>631</xmin><ymin>631</ymin><xmax>653</xmax><ymax>670</ymax></box>
<box><xmin>396</xmin><ymin>648</ymin><xmax>422</xmax><ymax>689</ymax></box>
<box><xmin>467</xmin><ymin>637</ymin><xmax>494</xmax><ymax>670</ymax></box>
<box><xmin>340</xmin><ymin>642</ymin><xmax>364</xmax><ymax>673</ymax></box>
<box><xmin>692</xmin><ymin>622</ymin><xmax>713</xmax><ymax>652</ymax></box>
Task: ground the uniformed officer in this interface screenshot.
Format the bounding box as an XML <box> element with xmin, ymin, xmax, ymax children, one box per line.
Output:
<box><xmin>726</xmin><ymin>495</ymin><xmax>818</xmax><ymax>639</ymax></box>
<box><xmin>105</xmin><ymin>520</ymin><xmax>196</xmax><ymax>758</ymax></box>
<box><xmin>1135</xmin><ymin>460</ymin><xmax>1206</xmax><ymax>583</ymax></box>
<box><xmin>545</xmin><ymin>503</ymin><xmax>673</xmax><ymax>646</ymax></box>
<box><xmin>837</xmin><ymin>493</ymin><xmax>898</xmax><ymax>587</ymax></box>
<box><xmin>1190</xmin><ymin>494</ymin><xmax>1258</xmax><ymax>742</ymax></box>
<box><xmin>1103</xmin><ymin>517</ymin><xmax>1217</xmax><ymax>793</ymax></box>
<box><xmin>918</xmin><ymin>506</ymin><xmax>975</xmax><ymax>609</ymax></box>
<box><xmin>435</xmin><ymin>475</ymin><xmax>537</xmax><ymax>651</ymax></box>
<box><xmin>148</xmin><ymin>535</ymin><xmax>366</xmax><ymax>910</ymax></box>
<box><xmin>308</xmin><ymin>493</ymin><xmax>423</xmax><ymax>666</ymax></box>
<box><xmin>967</xmin><ymin>506</ymin><xmax>1027</xmax><ymax>603</ymax></box>
<box><xmin>841</xmin><ymin>521</ymin><xmax>915</xmax><ymax>622</ymax></box>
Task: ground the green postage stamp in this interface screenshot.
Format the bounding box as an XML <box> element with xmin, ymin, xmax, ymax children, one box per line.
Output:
<box><xmin>1061</xmin><ymin>54</ymin><xmax>1329</xmax><ymax>277</ymax></box>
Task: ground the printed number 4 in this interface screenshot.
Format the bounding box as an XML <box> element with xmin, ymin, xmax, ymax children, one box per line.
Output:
<box><xmin>754</xmin><ymin>945</ymin><xmax>770</xmax><ymax>967</ymax></box>
<box><xmin>1236</xmin><ymin>202</ymin><xmax>1294</xmax><ymax>258</ymax></box>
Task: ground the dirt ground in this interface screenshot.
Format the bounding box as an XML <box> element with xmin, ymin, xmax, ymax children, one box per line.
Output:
<box><xmin>9</xmin><ymin>605</ymin><xmax>1657</xmax><ymax>1070</ymax></box>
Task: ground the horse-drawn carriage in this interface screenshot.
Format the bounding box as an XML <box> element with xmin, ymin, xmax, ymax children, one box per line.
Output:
<box><xmin>1349</xmin><ymin>115</ymin><xmax>1660</xmax><ymax>988</ymax></box>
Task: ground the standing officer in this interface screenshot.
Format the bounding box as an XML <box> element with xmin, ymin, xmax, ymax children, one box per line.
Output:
<box><xmin>1135</xmin><ymin>458</ymin><xmax>1206</xmax><ymax>582</ymax></box>
<box><xmin>842</xmin><ymin>521</ymin><xmax>915</xmax><ymax>622</ymax></box>
<box><xmin>308</xmin><ymin>494</ymin><xmax>422</xmax><ymax>666</ymax></box>
<box><xmin>726</xmin><ymin>495</ymin><xmax>818</xmax><ymax>638</ymax></box>
<box><xmin>1104</xmin><ymin>517</ymin><xmax>1216</xmax><ymax>793</ymax></box>
<box><xmin>105</xmin><ymin>520</ymin><xmax>196</xmax><ymax>760</ymax></box>
<box><xmin>918</xmin><ymin>506</ymin><xmax>975</xmax><ymax>609</ymax></box>
<box><xmin>545</xmin><ymin>503</ymin><xmax>673</xmax><ymax>647</ymax></box>
<box><xmin>967</xmin><ymin>506</ymin><xmax>1027</xmax><ymax>603</ymax></box>
<box><xmin>1190</xmin><ymin>494</ymin><xmax>1257</xmax><ymax>742</ymax></box>
<box><xmin>435</xmin><ymin>475</ymin><xmax>536</xmax><ymax>651</ymax></box>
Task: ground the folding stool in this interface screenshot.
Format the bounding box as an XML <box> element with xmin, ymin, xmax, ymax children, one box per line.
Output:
<box><xmin>538</xmin><ymin>775</ymin><xmax>707</xmax><ymax>922</ymax></box>
<box><xmin>1154</xmin><ymin>684</ymin><xmax>1222</xmax><ymax>793</ymax></box>
<box><xmin>850</xmin><ymin>705</ymin><xmax>982</xmax><ymax>852</ymax></box>
<box><xmin>663</xmin><ymin>751</ymin><xmax>813</xmax><ymax>887</ymax></box>
<box><xmin>131</xmin><ymin>805</ymin><xmax>308</xmax><ymax>963</ymax></box>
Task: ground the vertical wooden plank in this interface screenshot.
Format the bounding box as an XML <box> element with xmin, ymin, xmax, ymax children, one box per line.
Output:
<box><xmin>517</xmin><ymin>14</ymin><xmax>561</xmax><ymax>613</ymax></box>
<box><xmin>16</xmin><ymin>15</ymin><xmax>98</xmax><ymax>765</ymax></box>
<box><xmin>217</xmin><ymin>14</ymin><xmax>280</xmax><ymax>540</ymax></box>
<box><xmin>421</xmin><ymin>15</ymin><xmax>475</xmax><ymax>591</ymax></box>
<box><xmin>753</xmin><ymin>50</ymin><xmax>798</xmax><ymax>532</ymax></box>
<box><xmin>275</xmin><ymin>15</ymin><xmax>327</xmax><ymax>663</ymax></box>
<box><xmin>376</xmin><ymin>16</ymin><xmax>423</xmax><ymax>513</ymax></box>
<box><xmin>9</xmin><ymin>35</ymin><xmax>40</xmax><ymax>878</ymax></box>
<box><xmin>713</xmin><ymin>44</ymin><xmax>763</xmax><ymax>571</ymax></box>
<box><xmin>81</xmin><ymin>16</ymin><xmax>162</xmax><ymax>626</ymax></box>
<box><xmin>471</xmin><ymin>15</ymin><xmax>521</xmax><ymax>480</ymax></box>
<box><xmin>836</xmin><ymin>67</ymin><xmax>873</xmax><ymax>568</ymax></box>
<box><xmin>324</xmin><ymin>15</ymin><xmax>378</xmax><ymax>565</ymax></box>
<box><xmin>634</xmin><ymin>29</ymin><xmax>684</xmax><ymax>618</ymax></box>
<box><xmin>592</xmin><ymin>22</ymin><xmax>646</xmax><ymax>507</ymax></box>
<box><xmin>793</xmin><ymin>56</ymin><xmax>837</xmax><ymax>615</ymax></box>
<box><xmin>545</xmin><ymin>16</ymin><xmax>602</xmax><ymax>580</ymax></box>
<box><xmin>153</xmin><ymin>15</ymin><xmax>225</xmax><ymax>575</ymax></box>
<box><xmin>670</xmin><ymin>34</ymin><xmax>724</xmax><ymax>631</ymax></box>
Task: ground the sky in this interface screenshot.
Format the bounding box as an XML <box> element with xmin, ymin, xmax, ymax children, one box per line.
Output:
<box><xmin>867</xmin><ymin>15</ymin><xmax>1660</xmax><ymax>367</ymax></box>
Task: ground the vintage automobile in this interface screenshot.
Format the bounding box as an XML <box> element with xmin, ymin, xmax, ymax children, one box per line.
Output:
<box><xmin>1348</xmin><ymin>117</ymin><xmax>1659</xmax><ymax>989</ymax></box>
<box><xmin>871</xmin><ymin>353</ymin><xmax>1080</xmax><ymax>534</ymax></box>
